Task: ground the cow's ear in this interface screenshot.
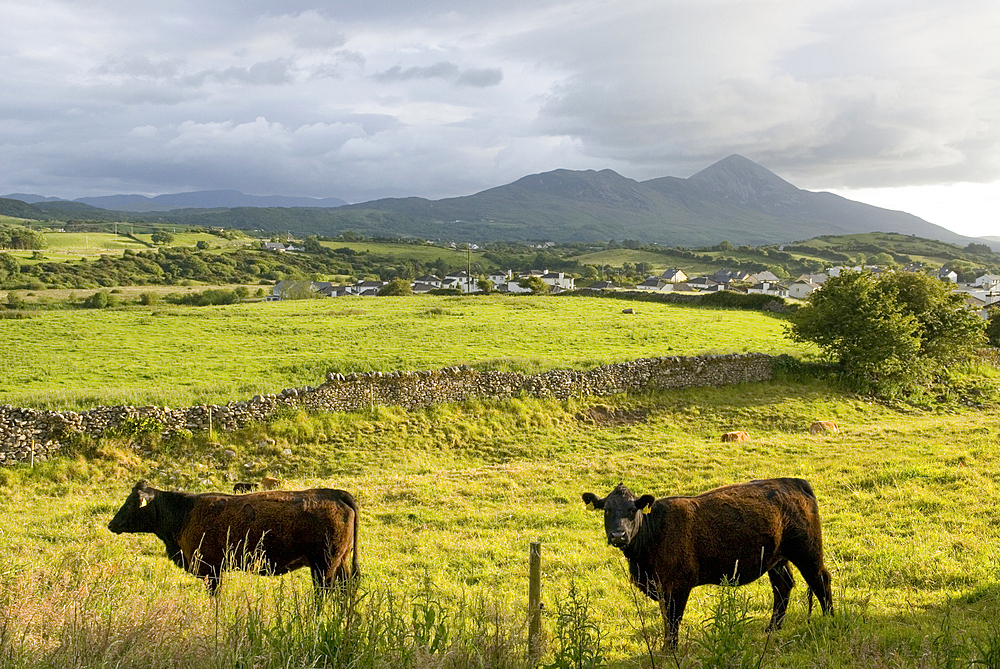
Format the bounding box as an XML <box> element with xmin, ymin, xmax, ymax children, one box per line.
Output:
<box><xmin>582</xmin><ymin>492</ymin><xmax>604</xmax><ymax>511</ymax></box>
<box><xmin>137</xmin><ymin>487</ymin><xmax>154</xmax><ymax>508</ymax></box>
<box><xmin>635</xmin><ymin>495</ymin><xmax>655</xmax><ymax>514</ymax></box>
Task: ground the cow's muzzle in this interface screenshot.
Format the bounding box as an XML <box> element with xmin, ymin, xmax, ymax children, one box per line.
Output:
<box><xmin>608</xmin><ymin>531</ymin><xmax>629</xmax><ymax>547</ymax></box>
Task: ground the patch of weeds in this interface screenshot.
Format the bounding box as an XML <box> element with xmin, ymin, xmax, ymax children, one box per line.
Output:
<box><xmin>544</xmin><ymin>583</ymin><xmax>607</xmax><ymax>669</ymax></box>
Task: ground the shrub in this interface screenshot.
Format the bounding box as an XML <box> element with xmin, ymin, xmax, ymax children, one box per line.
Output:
<box><xmin>788</xmin><ymin>271</ymin><xmax>985</xmax><ymax>394</ymax></box>
<box><xmin>987</xmin><ymin>311</ymin><xmax>1000</xmax><ymax>347</ymax></box>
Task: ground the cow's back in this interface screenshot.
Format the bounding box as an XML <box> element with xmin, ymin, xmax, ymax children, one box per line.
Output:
<box><xmin>655</xmin><ymin>478</ymin><xmax>822</xmax><ymax>587</ymax></box>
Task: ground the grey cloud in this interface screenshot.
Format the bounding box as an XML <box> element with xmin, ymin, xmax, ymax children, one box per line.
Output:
<box><xmin>372</xmin><ymin>62</ymin><xmax>461</xmax><ymax>82</ymax></box>
<box><xmin>456</xmin><ymin>68</ymin><xmax>503</xmax><ymax>88</ymax></box>
<box><xmin>92</xmin><ymin>55</ymin><xmax>184</xmax><ymax>79</ymax></box>
<box><xmin>372</xmin><ymin>62</ymin><xmax>503</xmax><ymax>88</ymax></box>
<box><xmin>213</xmin><ymin>58</ymin><xmax>297</xmax><ymax>85</ymax></box>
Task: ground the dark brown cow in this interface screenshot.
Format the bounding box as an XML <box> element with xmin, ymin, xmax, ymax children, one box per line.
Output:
<box><xmin>582</xmin><ymin>478</ymin><xmax>833</xmax><ymax>648</ymax></box>
<box><xmin>108</xmin><ymin>480</ymin><xmax>359</xmax><ymax>594</ymax></box>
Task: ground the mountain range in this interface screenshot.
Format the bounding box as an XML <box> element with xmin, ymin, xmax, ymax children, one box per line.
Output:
<box><xmin>3</xmin><ymin>156</ymin><xmax>992</xmax><ymax>248</ymax></box>
<box><xmin>4</xmin><ymin>190</ymin><xmax>348</xmax><ymax>212</ymax></box>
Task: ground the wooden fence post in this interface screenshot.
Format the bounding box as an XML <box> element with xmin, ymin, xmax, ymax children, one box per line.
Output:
<box><xmin>528</xmin><ymin>541</ymin><xmax>542</xmax><ymax>660</ymax></box>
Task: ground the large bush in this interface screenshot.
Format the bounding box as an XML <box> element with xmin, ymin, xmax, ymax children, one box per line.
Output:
<box><xmin>987</xmin><ymin>311</ymin><xmax>1000</xmax><ymax>347</ymax></box>
<box><xmin>788</xmin><ymin>271</ymin><xmax>985</xmax><ymax>394</ymax></box>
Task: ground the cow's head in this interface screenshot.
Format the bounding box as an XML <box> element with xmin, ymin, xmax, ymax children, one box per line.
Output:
<box><xmin>581</xmin><ymin>483</ymin><xmax>655</xmax><ymax>548</ymax></box>
<box><xmin>108</xmin><ymin>480</ymin><xmax>157</xmax><ymax>534</ymax></box>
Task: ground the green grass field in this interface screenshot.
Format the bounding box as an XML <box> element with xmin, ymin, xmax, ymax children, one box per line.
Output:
<box><xmin>1</xmin><ymin>380</ymin><xmax>999</xmax><ymax>668</ymax></box>
<box><xmin>320</xmin><ymin>240</ymin><xmax>481</xmax><ymax>265</ymax></box>
<box><xmin>1</xmin><ymin>295</ymin><xmax>999</xmax><ymax>668</ymax></box>
<box><xmin>0</xmin><ymin>294</ymin><xmax>816</xmax><ymax>410</ymax></box>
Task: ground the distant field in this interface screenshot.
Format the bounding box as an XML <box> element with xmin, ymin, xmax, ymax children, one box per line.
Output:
<box><xmin>40</xmin><ymin>231</ymin><xmax>147</xmax><ymax>253</ymax></box>
<box><xmin>320</xmin><ymin>240</ymin><xmax>480</xmax><ymax>264</ymax></box>
<box><xmin>571</xmin><ymin>249</ymin><xmax>719</xmax><ymax>275</ymax></box>
<box><xmin>0</xmin><ymin>294</ymin><xmax>816</xmax><ymax>409</ymax></box>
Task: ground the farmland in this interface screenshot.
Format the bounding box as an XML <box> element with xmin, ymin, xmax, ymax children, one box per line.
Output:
<box><xmin>0</xmin><ymin>295</ymin><xmax>999</xmax><ymax>668</ymax></box>
<box><xmin>0</xmin><ymin>294</ymin><xmax>815</xmax><ymax>410</ymax></box>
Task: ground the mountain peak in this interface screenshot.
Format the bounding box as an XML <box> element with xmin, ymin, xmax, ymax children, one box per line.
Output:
<box><xmin>688</xmin><ymin>154</ymin><xmax>800</xmax><ymax>206</ymax></box>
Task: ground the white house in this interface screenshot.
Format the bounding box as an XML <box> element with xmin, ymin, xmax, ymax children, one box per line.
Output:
<box><xmin>635</xmin><ymin>277</ymin><xmax>669</xmax><ymax>292</ymax></box>
<box><xmin>444</xmin><ymin>270</ymin><xmax>480</xmax><ymax>293</ymax></box>
<box><xmin>414</xmin><ymin>274</ymin><xmax>442</xmax><ymax>288</ymax></box>
<box><xmin>787</xmin><ymin>279</ymin><xmax>820</xmax><ymax>300</ymax></box>
<box><xmin>541</xmin><ymin>271</ymin><xmax>575</xmax><ymax>291</ymax></box>
<box><xmin>489</xmin><ymin>270</ymin><xmax>513</xmax><ymax>287</ymax></box>
<box><xmin>747</xmin><ymin>281</ymin><xmax>788</xmax><ymax>298</ymax></box>
<box><xmin>686</xmin><ymin>276</ymin><xmax>724</xmax><ymax>291</ymax></box>
<box><xmin>938</xmin><ymin>268</ymin><xmax>959</xmax><ymax>283</ymax></box>
<box><xmin>974</xmin><ymin>274</ymin><xmax>1000</xmax><ymax>289</ymax></box>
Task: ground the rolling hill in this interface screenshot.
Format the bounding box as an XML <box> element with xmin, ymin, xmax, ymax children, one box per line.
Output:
<box><xmin>4</xmin><ymin>156</ymin><xmax>992</xmax><ymax>248</ymax></box>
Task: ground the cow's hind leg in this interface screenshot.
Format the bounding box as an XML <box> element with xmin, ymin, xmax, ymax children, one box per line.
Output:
<box><xmin>766</xmin><ymin>561</ymin><xmax>795</xmax><ymax>630</ymax></box>
<box><xmin>789</xmin><ymin>555</ymin><xmax>834</xmax><ymax>618</ymax></box>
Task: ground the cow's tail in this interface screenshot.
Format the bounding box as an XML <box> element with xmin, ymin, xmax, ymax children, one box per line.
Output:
<box><xmin>343</xmin><ymin>492</ymin><xmax>361</xmax><ymax>580</ymax></box>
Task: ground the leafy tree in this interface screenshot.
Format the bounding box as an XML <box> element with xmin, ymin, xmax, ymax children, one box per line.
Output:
<box><xmin>82</xmin><ymin>290</ymin><xmax>118</xmax><ymax>309</ymax></box>
<box><xmin>377</xmin><ymin>278</ymin><xmax>412</xmax><ymax>296</ymax></box>
<box><xmin>987</xmin><ymin>311</ymin><xmax>1000</xmax><ymax>347</ymax></box>
<box><xmin>151</xmin><ymin>231</ymin><xmax>175</xmax><ymax>244</ymax></box>
<box><xmin>518</xmin><ymin>275</ymin><xmax>549</xmax><ymax>294</ymax></box>
<box><xmin>195</xmin><ymin>240</ymin><xmax>210</xmax><ymax>250</ymax></box>
<box><xmin>5</xmin><ymin>290</ymin><xmax>25</xmax><ymax>310</ymax></box>
<box><xmin>277</xmin><ymin>280</ymin><xmax>321</xmax><ymax>300</ymax></box>
<box><xmin>476</xmin><ymin>278</ymin><xmax>494</xmax><ymax>294</ymax></box>
<box><xmin>788</xmin><ymin>271</ymin><xmax>985</xmax><ymax>394</ymax></box>
<box><xmin>138</xmin><ymin>292</ymin><xmax>161</xmax><ymax>306</ymax></box>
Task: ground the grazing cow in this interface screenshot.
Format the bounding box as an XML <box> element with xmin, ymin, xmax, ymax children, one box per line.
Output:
<box><xmin>108</xmin><ymin>480</ymin><xmax>359</xmax><ymax>594</ymax></box>
<box><xmin>261</xmin><ymin>476</ymin><xmax>282</xmax><ymax>490</ymax></box>
<box><xmin>582</xmin><ymin>478</ymin><xmax>833</xmax><ymax>648</ymax></box>
<box><xmin>721</xmin><ymin>431</ymin><xmax>750</xmax><ymax>442</ymax></box>
<box><xmin>809</xmin><ymin>421</ymin><xmax>839</xmax><ymax>434</ymax></box>
<box><xmin>233</xmin><ymin>482</ymin><xmax>258</xmax><ymax>493</ymax></box>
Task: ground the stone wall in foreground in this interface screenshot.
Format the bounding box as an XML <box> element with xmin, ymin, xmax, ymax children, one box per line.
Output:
<box><xmin>0</xmin><ymin>353</ymin><xmax>774</xmax><ymax>465</ymax></box>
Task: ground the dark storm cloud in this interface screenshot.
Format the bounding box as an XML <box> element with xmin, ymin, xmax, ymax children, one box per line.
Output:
<box><xmin>1</xmin><ymin>0</ymin><xmax>999</xmax><ymax>235</ymax></box>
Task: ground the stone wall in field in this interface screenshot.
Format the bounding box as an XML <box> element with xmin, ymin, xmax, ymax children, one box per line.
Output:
<box><xmin>0</xmin><ymin>352</ymin><xmax>774</xmax><ymax>465</ymax></box>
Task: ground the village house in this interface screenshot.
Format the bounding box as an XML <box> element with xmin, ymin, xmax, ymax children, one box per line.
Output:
<box><xmin>660</xmin><ymin>268</ymin><xmax>688</xmax><ymax>283</ymax></box>
<box><xmin>787</xmin><ymin>278</ymin><xmax>821</xmax><ymax>300</ymax></box>
<box><xmin>636</xmin><ymin>277</ymin><xmax>669</xmax><ymax>292</ymax></box>
<box><xmin>747</xmin><ymin>281</ymin><xmax>789</xmax><ymax>298</ymax></box>
<box><xmin>974</xmin><ymin>274</ymin><xmax>1000</xmax><ymax>289</ymax></box>
<box><xmin>540</xmin><ymin>271</ymin><xmax>575</xmax><ymax>291</ymax></box>
<box><xmin>938</xmin><ymin>268</ymin><xmax>959</xmax><ymax>283</ymax></box>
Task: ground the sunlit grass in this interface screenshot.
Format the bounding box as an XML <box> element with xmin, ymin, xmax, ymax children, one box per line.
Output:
<box><xmin>0</xmin><ymin>295</ymin><xmax>817</xmax><ymax>409</ymax></box>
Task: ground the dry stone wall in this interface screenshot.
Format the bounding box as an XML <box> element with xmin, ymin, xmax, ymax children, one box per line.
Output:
<box><xmin>0</xmin><ymin>353</ymin><xmax>774</xmax><ymax>465</ymax></box>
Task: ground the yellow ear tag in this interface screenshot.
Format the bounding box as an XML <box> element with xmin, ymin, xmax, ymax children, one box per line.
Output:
<box><xmin>642</xmin><ymin>506</ymin><xmax>651</xmax><ymax>514</ymax></box>
<box><xmin>139</xmin><ymin>497</ymin><xmax>148</xmax><ymax>508</ymax></box>
<box><xmin>586</xmin><ymin>502</ymin><xmax>596</xmax><ymax>511</ymax></box>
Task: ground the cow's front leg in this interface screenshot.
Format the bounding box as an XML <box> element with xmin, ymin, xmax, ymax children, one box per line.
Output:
<box><xmin>659</xmin><ymin>587</ymin><xmax>690</xmax><ymax>650</ymax></box>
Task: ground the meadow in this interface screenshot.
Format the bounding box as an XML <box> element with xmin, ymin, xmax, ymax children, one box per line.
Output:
<box><xmin>0</xmin><ymin>294</ymin><xmax>814</xmax><ymax>410</ymax></box>
<box><xmin>0</xmin><ymin>295</ymin><xmax>998</xmax><ymax>668</ymax></box>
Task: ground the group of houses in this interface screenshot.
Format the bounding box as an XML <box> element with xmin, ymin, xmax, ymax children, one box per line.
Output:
<box><xmin>624</xmin><ymin>268</ymin><xmax>819</xmax><ymax>300</ymax></box>
<box><xmin>619</xmin><ymin>265</ymin><xmax>1000</xmax><ymax>317</ymax></box>
<box><xmin>270</xmin><ymin>269</ymin><xmax>575</xmax><ymax>300</ymax></box>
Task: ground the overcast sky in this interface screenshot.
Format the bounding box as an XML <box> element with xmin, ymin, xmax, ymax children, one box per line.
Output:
<box><xmin>2</xmin><ymin>0</ymin><xmax>999</xmax><ymax>238</ymax></box>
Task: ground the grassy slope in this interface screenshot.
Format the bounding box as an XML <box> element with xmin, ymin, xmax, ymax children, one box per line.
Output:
<box><xmin>1</xmin><ymin>380</ymin><xmax>999</xmax><ymax>667</ymax></box>
<box><xmin>319</xmin><ymin>240</ymin><xmax>479</xmax><ymax>265</ymax></box>
<box><xmin>0</xmin><ymin>295</ymin><xmax>815</xmax><ymax>409</ymax></box>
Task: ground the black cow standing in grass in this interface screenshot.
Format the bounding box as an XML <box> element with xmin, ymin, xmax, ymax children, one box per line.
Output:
<box><xmin>108</xmin><ymin>480</ymin><xmax>359</xmax><ymax>594</ymax></box>
<box><xmin>582</xmin><ymin>478</ymin><xmax>833</xmax><ymax>648</ymax></box>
